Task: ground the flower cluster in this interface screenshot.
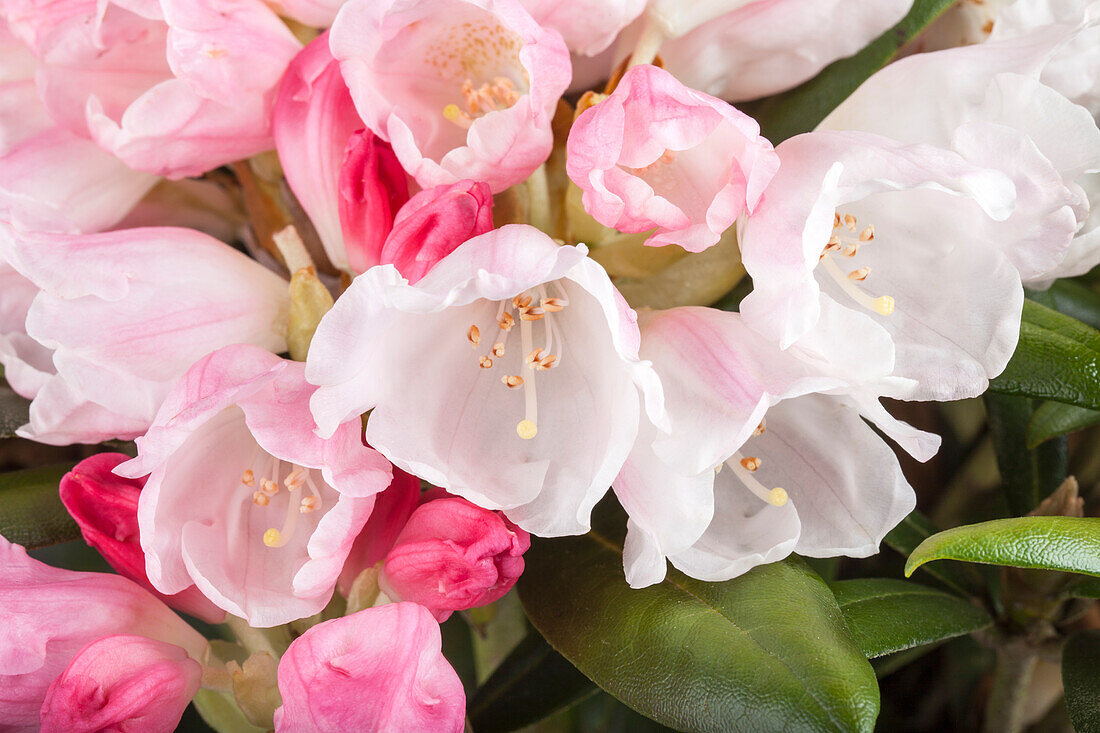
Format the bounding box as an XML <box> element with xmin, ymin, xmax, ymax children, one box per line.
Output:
<box><xmin>0</xmin><ymin>0</ymin><xmax>1097</xmax><ymax>729</ymax></box>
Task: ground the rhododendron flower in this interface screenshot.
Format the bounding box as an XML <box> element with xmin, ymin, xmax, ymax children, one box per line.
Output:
<box><xmin>15</xmin><ymin>0</ymin><xmax>301</xmax><ymax>177</ymax></box>
<box><xmin>337</xmin><ymin>468</ymin><xmax>421</xmax><ymax>594</ymax></box>
<box><xmin>615</xmin><ymin>307</ymin><xmax>930</xmax><ymax>587</ymax></box>
<box><xmin>519</xmin><ymin>0</ymin><xmax>645</xmax><ymax>55</ymax></box>
<box><xmin>0</xmin><ymin>21</ymin><xmax>157</xmax><ymax>232</ymax></box>
<box><xmin>380</xmin><ymin>495</ymin><xmax>530</xmax><ymax>620</ymax></box>
<box><xmin>307</xmin><ymin>224</ymin><xmax>666</xmax><ymax>536</ymax></box>
<box><xmin>59</xmin><ymin>453</ymin><xmax>225</xmax><ymax>623</ymax></box>
<box><xmin>116</xmin><ymin>345</ymin><xmax>393</xmax><ymax>627</ymax></box>
<box><xmin>0</xmin><ymin>261</ymin><xmax>52</xmax><ymax>400</ymax></box>
<box><xmin>646</xmin><ymin>0</ymin><xmax>913</xmax><ymax>101</ymax></box>
<box><xmin>274</xmin><ymin>603</ymin><xmax>465</xmax><ymax>732</ymax></box>
<box><xmin>0</xmin><ymin>224</ymin><xmax>289</xmax><ymax>445</ymax></box>
<box><xmin>567</xmin><ymin>63</ymin><xmax>778</xmax><ymax>253</ymax></box>
<box><xmin>38</xmin><ymin>635</ymin><xmax>201</xmax><ymax>733</ymax></box>
<box><xmin>0</xmin><ymin>536</ymin><xmax>207</xmax><ymax>731</ymax></box>
<box><xmin>822</xmin><ymin>9</ymin><xmax>1100</xmax><ymax>285</ymax></box>
<box><xmin>329</xmin><ymin>0</ymin><xmax>571</xmax><ymax>192</ymax></box>
<box><xmin>738</xmin><ymin>130</ymin><xmax>1033</xmax><ymax>402</ymax></box>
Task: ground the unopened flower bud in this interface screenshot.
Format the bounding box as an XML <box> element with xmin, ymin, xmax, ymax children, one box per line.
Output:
<box><xmin>338</xmin><ymin>130</ymin><xmax>411</xmax><ymax>274</ymax></box>
<box><xmin>379</xmin><ymin>496</ymin><xmax>530</xmax><ymax>622</ymax></box>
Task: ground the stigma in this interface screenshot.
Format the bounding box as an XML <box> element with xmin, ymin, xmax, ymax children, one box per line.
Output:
<box><xmin>819</xmin><ymin>211</ymin><xmax>894</xmax><ymax>316</ymax></box>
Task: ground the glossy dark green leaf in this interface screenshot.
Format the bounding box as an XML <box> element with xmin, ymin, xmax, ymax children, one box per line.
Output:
<box><xmin>1026</xmin><ymin>401</ymin><xmax>1100</xmax><ymax>447</ymax></box>
<box><xmin>517</xmin><ymin>503</ymin><xmax>879</xmax><ymax>733</ymax></box>
<box><xmin>884</xmin><ymin>511</ymin><xmax>985</xmax><ymax>597</ymax></box>
<box><xmin>830</xmin><ymin>579</ymin><xmax>991</xmax><ymax>659</ymax></box>
<box><xmin>905</xmin><ymin>517</ymin><xmax>1100</xmax><ymax>579</ymax></box>
<box><xmin>742</xmin><ymin>0</ymin><xmax>957</xmax><ymax>143</ymax></box>
<box><xmin>984</xmin><ymin>393</ymin><xmax>1042</xmax><ymax>515</ymax></box>
<box><xmin>469</xmin><ymin>631</ymin><xmax>596</xmax><ymax>733</ymax></box>
<box><xmin>0</xmin><ymin>385</ymin><xmax>29</xmax><ymax>438</ymax></box>
<box><xmin>1062</xmin><ymin>630</ymin><xmax>1100</xmax><ymax>733</ymax></box>
<box><xmin>0</xmin><ymin>464</ymin><xmax>79</xmax><ymax>548</ymax></box>
<box><xmin>988</xmin><ymin>300</ymin><xmax>1100</xmax><ymax>410</ymax></box>
<box><xmin>1027</xmin><ymin>280</ymin><xmax>1100</xmax><ymax>331</ymax></box>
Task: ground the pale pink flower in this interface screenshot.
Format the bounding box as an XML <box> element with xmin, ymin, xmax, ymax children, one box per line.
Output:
<box><xmin>0</xmin><ymin>261</ymin><xmax>52</xmax><ymax>400</ymax></box>
<box><xmin>519</xmin><ymin>0</ymin><xmax>645</xmax><ymax>55</ymax></box>
<box><xmin>0</xmin><ymin>224</ymin><xmax>289</xmax><ymax>445</ymax></box>
<box><xmin>0</xmin><ymin>536</ymin><xmax>206</xmax><ymax>732</ymax></box>
<box><xmin>116</xmin><ymin>345</ymin><xmax>393</xmax><ymax>627</ymax></box>
<box><xmin>615</xmin><ymin>307</ymin><xmax>931</xmax><ymax>587</ymax></box>
<box><xmin>380</xmin><ymin>495</ymin><xmax>530</xmax><ymax>620</ymax></box>
<box><xmin>566</xmin><ymin>63</ymin><xmax>778</xmax><ymax>253</ymax></box>
<box><xmin>329</xmin><ymin>0</ymin><xmax>571</xmax><ymax>192</ymax></box>
<box><xmin>648</xmin><ymin>0</ymin><xmax>913</xmax><ymax>101</ymax></box>
<box><xmin>59</xmin><ymin>453</ymin><xmax>226</xmax><ymax>623</ymax></box>
<box><xmin>38</xmin><ymin>635</ymin><xmax>201</xmax><ymax>733</ymax></box>
<box><xmin>274</xmin><ymin>603</ymin><xmax>465</xmax><ymax>733</ymax></box>
<box><xmin>307</xmin><ymin>224</ymin><xmax>666</xmax><ymax>536</ymax></box>
<box><xmin>21</xmin><ymin>0</ymin><xmax>301</xmax><ymax>177</ymax></box>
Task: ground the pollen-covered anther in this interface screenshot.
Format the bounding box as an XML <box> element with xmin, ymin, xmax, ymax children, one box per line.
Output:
<box><xmin>284</xmin><ymin>468</ymin><xmax>306</xmax><ymax>491</ymax></box>
<box><xmin>519</xmin><ymin>307</ymin><xmax>545</xmax><ymax>322</ymax></box>
<box><xmin>498</xmin><ymin>312</ymin><xmax>515</xmax><ymax>331</ymax></box>
<box><xmin>479</xmin><ymin>356</ymin><xmax>494</xmax><ymax>369</ymax></box>
<box><xmin>843</xmin><ymin>245</ymin><xmax>859</xmax><ymax>257</ymax></box>
<box><xmin>859</xmin><ymin>225</ymin><xmax>875</xmax><ymax>242</ymax></box>
<box><xmin>299</xmin><ymin>495</ymin><xmax>319</xmax><ymax>514</ymax></box>
<box><xmin>467</xmin><ymin>325</ymin><xmax>481</xmax><ymax>346</ymax></box>
<box><xmin>825</xmin><ymin>236</ymin><xmax>841</xmax><ymax>252</ymax></box>
<box><xmin>492</xmin><ymin>343</ymin><xmax>506</xmax><ymax>357</ymax></box>
<box><xmin>260</xmin><ymin>479</ymin><xmax>279</xmax><ymax>497</ymax></box>
<box><xmin>844</xmin><ymin>214</ymin><xmax>857</xmax><ymax>231</ymax></box>
<box><xmin>240</xmin><ymin>470</ymin><xmax>255</xmax><ymax>488</ymax></box>
<box><xmin>501</xmin><ymin>375</ymin><xmax>524</xmax><ymax>388</ymax></box>
<box><xmin>541</xmin><ymin>297</ymin><xmax>567</xmax><ymax>312</ymax></box>
<box><xmin>753</xmin><ymin>420</ymin><xmax>766</xmax><ymax>436</ymax></box>
<box><xmin>525</xmin><ymin>348</ymin><xmax>559</xmax><ymax>370</ymax></box>
<box><xmin>848</xmin><ymin>267</ymin><xmax>871</xmax><ymax>281</ymax></box>
<box><xmin>833</xmin><ymin>212</ymin><xmax>841</xmax><ymax>229</ymax></box>
<box><xmin>252</xmin><ymin>491</ymin><xmax>270</xmax><ymax>507</ymax></box>
<box><xmin>740</xmin><ymin>456</ymin><xmax>761</xmax><ymax>472</ymax></box>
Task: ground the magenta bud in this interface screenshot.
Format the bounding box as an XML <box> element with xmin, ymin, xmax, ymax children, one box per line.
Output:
<box><xmin>338</xmin><ymin>130</ymin><xmax>412</xmax><ymax>274</ymax></box>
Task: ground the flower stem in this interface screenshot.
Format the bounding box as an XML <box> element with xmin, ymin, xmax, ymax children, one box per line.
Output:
<box><xmin>982</xmin><ymin>642</ymin><xmax>1037</xmax><ymax>733</ymax></box>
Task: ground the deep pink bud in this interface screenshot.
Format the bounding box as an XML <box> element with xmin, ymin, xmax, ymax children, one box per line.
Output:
<box><xmin>379</xmin><ymin>496</ymin><xmax>530</xmax><ymax>621</ymax></box>
<box><xmin>59</xmin><ymin>454</ymin><xmax>225</xmax><ymax>624</ymax></box>
<box><xmin>39</xmin><ymin>634</ymin><xmax>201</xmax><ymax>733</ymax></box>
<box><xmin>379</xmin><ymin>180</ymin><xmax>494</xmax><ymax>283</ymax></box>
<box><xmin>336</xmin><ymin>468</ymin><xmax>421</xmax><ymax>596</ymax></box>
<box><xmin>338</xmin><ymin>131</ymin><xmax>411</xmax><ymax>274</ymax></box>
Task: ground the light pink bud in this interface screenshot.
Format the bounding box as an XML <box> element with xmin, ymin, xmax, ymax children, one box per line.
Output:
<box><xmin>274</xmin><ymin>603</ymin><xmax>464</xmax><ymax>733</ymax></box>
<box><xmin>380</xmin><ymin>496</ymin><xmax>531</xmax><ymax>621</ymax></box>
<box><xmin>338</xmin><ymin>130</ymin><xmax>411</xmax><ymax>274</ymax></box>
<box><xmin>59</xmin><ymin>454</ymin><xmax>225</xmax><ymax>624</ymax></box>
<box><xmin>379</xmin><ymin>180</ymin><xmax>494</xmax><ymax>283</ymax></box>
<box><xmin>39</xmin><ymin>634</ymin><xmax>201</xmax><ymax>733</ymax></box>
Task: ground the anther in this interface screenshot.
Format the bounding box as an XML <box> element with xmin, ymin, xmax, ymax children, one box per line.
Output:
<box><xmin>241</xmin><ymin>470</ymin><xmax>255</xmax><ymax>488</ymax></box>
<box><xmin>844</xmin><ymin>214</ymin><xmax>857</xmax><ymax>231</ymax></box>
<box><xmin>848</xmin><ymin>267</ymin><xmax>870</xmax><ymax>281</ymax></box>
<box><xmin>513</xmin><ymin>294</ymin><xmax>532</xmax><ymax>309</ymax></box>
<box><xmin>492</xmin><ymin>343</ymin><xmax>505</xmax><ymax>357</ymax></box>
<box><xmin>498</xmin><ymin>312</ymin><xmax>515</xmax><ymax>331</ymax></box>
<box><xmin>740</xmin><ymin>456</ymin><xmax>761</xmax><ymax>472</ymax></box>
<box><xmin>833</xmin><ymin>212</ymin><xmax>841</xmax><ymax>228</ymax></box>
<box><xmin>859</xmin><ymin>225</ymin><xmax>875</xmax><ymax>242</ymax></box>
<box><xmin>520</xmin><ymin>307</ymin><xmax>545</xmax><ymax>321</ymax></box>
<box><xmin>299</xmin><ymin>496</ymin><xmax>319</xmax><ymax>514</ymax></box>
<box><xmin>467</xmin><ymin>325</ymin><xmax>480</xmax><ymax>346</ymax></box>
<box><xmin>252</xmin><ymin>491</ymin><xmax>270</xmax><ymax>507</ymax></box>
<box><xmin>843</xmin><ymin>245</ymin><xmax>859</xmax><ymax>257</ymax></box>
<box><xmin>479</xmin><ymin>356</ymin><xmax>493</xmax><ymax>369</ymax></box>
<box><xmin>502</xmin><ymin>375</ymin><xmax>524</xmax><ymax>388</ymax></box>
<box><xmin>261</xmin><ymin>479</ymin><xmax>279</xmax><ymax>497</ymax></box>
<box><xmin>284</xmin><ymin>468</ymin><xmax>306</xmax><ymax>491</ymax></box>
<box><xmin>753</xmin><ymin>420</ymin><xmax>766</xmax><ymax>436</ymax></box>
<box><xmin>541</xmin><ymin>298</ymin><xmax>566</xmax><ymax>312</ymax></box>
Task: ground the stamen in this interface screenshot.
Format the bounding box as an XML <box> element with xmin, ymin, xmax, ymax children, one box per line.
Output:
<box><xmin>261</xmin><ymin>479</ymin><xmax>279</xmax><ymax>497</ymax></box>
<box><xmin>284</xmin><ymin>467</ymin><xmax>306</xmax><ymax>491</ymax></box>
<box><xmin>498</xmin><ymin>312</ymin><xmax>515</xmax><ymax>331</ymax></box>
<box><xmin>833</xmin><ymin>212</ymin><xmax>841</xmax><ymax>229</ymax></box>
<box><xmin>859</xmin><ymin>225</ymin><xmax>875</xmax><ymax>242</ymax></box>
<box><xmin>729</xmin><ymin>452</ymin><xmax>788</xmax><ymax>507</ymax></box>
<box><xmin>467</xmin><ymin>325</ymin><xmax>480</xmax><ymax>346</ymax></box>
<box><xmin>517</xmin><ymin>303</ymin><xmax>538</xmax><ymax>440</ymax></box>
<box><xmin>820</xmin><ymin>257</ymin><xmax>895</xmax><ymax>316</ymax></box>
<box><xmin>252</xmin><ymin>491</ymin><xmax>270</xmax><ymax>507</ymax></box>
<box><xmin>502</xmin><ymin>375</ymin><xmax>524</xmax><ymax>388</ymax></box>
<box><xmin>299</xmin><ymin>495</ymin><xmax>319</xmax><ymax>514</ymax></box>
<box><xmin>541</xmin><ymin>298</ymin><xmax>566</xmax><ymax>312</ymax></box>
<box><xmin>753</xmin><ymin>420</ymin><xmax>766</xmax><ymax>436</ymax></box>
<box><xmin>844</xmin><ymin>214</ymin><xmax>857</xmax><ymax>232</ymax></box>
<box><xmin>848</xmin><ymin>267</ymin><xmax>870</xmax><ymax>281</ymax></box>
<box><xmin>740</xmin><ymin>456</ymin><xmax>761</xmax><ymax>472</ymax></box>
<box><xmin>842</xmin><ymin>244</ymin><xmax>859</xmax><ymax>257</ymax></box>
<box><xmin>492</xmin><ymin>343</ymin><xmax>505</xmax><ymax>357</ymax></box>
<box><xmin>479</xmin><ymin>356</ymin><xmax>494</xmax><ymax>369</ymax></box>
<box><xmin>513</xmin><ymin>294</ymin><xmax>532</xmax><ymax>309</ymax></box>
<box><xmin>519</xmin><ymin>306</ymin><xmax>545</xmax><ymax>321</ymax></box>
<box><xmin>241</xmin><ymin>470</ymin><xmax>255</xmax><ymax>488</ymax></box>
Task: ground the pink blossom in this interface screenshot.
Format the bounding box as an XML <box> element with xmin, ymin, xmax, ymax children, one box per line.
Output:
<box><xmin>59</xmin><ymin>453</ymin><xmax>225</xmax><ymax>623</ymax></box>
<box><xmin>380</xmin><ymin>180</ymin><xmax>495</xmax><ymax>283</ymax></box>
<box><xmin>0</xmin><ymin>224</ymin><xmax>289</xmax><ymax>445</ymax></box>
<box><xmin>116</xmin><ymin>344</ymin><xmax>393</xmax><ymax>627</ymax></box>
<box><xmin>0</xmin><ymin>536</ymin><xmax>206</xmax><ymax>732</ymax></box>
<box><xmin>337</xmin><ymin>468</ymin><xmax>421</xmax><ymax>595</ymax></box>
<box><xmin>329</xmin><ymin>0</ymin><xmax>571</xmax><ymax>192</ymax></box>
<box><xmin>274</xmin><ymin>603</ymin><xmax>465</xmax><ymax>733</ymax></box>
<box><xmin>22</xmin><ymin>0</ymin><xmax>301</xmax><ymax>178</ymax></box>
<box><xmin>337</xmin><ymin>130</ymin><xmax>412</xmax><ymax>274</ymax></box>
<box><xmin>567</xmin><ymin>64</ymin><xmax>778</xmax><ymax>253</ymax></box>
<box><xmin>0</xmin><ymin>261</ymin><xmax>52</xmax><ymax>400</ymax></box>
<box><xmin>518</xmin><ymin>0</ymin><xmax>645</xmax><ymax>55</ymax></box>
<box><xmin>380</xmin><ymin>496</ymin><xmax>530</xmax><ymax>620</ymax></box>
<box><xmin>39</xmin><ymin>635</ymin><xmax>201</xmax><ymax>733</ymax></box>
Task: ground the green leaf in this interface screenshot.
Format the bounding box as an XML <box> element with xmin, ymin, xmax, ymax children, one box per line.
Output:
<box><xmin>984</xmin><ymin>393</ymin><xmax>1042</xmax><ymax>515</ymax></box>
<box><xmin>1026</xmin><ymin>401</ymin><xmax>1100</xmax><ymax>447</ymax></box>
<box><xmin>1062</xmin><ymin>630</ymin><xmax>1100</xmax><ymax>733</ymax></box>
<box><xmin>0</xmin><ymin>464</ymin><xmax>80</xmax><ymax>548</ymax></box>
<box><xmin>829</xmin><ymin>579</ymin><xmax>992</xmax><ymax>659</ymax></box>
<box><xmin>468</xmin><ymin>631</ymin><xmax>596</xmax><ymax>733</ymax></box>
<box><xmin>1026</xmin><ymin>280</ymin><xmax>1100</xmax><ymax>331</ymax></box>
<box><xmin>191</xmin><ymin>690</ymin><xmax>266</xmax><ymax>733</ymax></box>
<box><xmin>517</xmin><ymin>502</ymin><xmax>879</xmax><ymax>733</ymax></box>
<box><xmin>988</xmin><ymin>300</ymin><xmax>1100</xmax><ymax>410</ymax></box>
<box><xmin>905</xmin><ymin>517</ymin><xmax>1100</xmax><ymax>579</ymax></box>
<box><xmin>883</xmin><ymin>511</ymin><xmax>985</xmax><ymax>598</ymax></box>
<box><xmin>742</xmin><ymin>0</ymin><xmax>957</xmax><ymax>143</ymax></box>
<box><xmin>0</xmin><ymin>385</ymin><xmax>29</xmax><ymax>438</ymax></box>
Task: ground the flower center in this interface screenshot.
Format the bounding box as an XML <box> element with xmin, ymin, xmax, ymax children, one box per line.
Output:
<box><xmin>241</xmin><ymin>455</ymin><xmax>324</xmax><ymax>548</ymax></box>
<box><xmin>717</xmin><ymin>420</ymin><xmax>789</xmax><ymax>507</ymax></box>
<box><xmin>467</xmin><ymin>284</ymin><xmax>568</xmax><ymax>440</ymax></box>
<box><xmin>818</xmin><ymin>211</ymin><xmax>894</xmax><ymax>316</ymax></box>
<box><xmin>443</xmin><ymin>76</ymin><xmax>521</xmax><ymax>129</ymax></box>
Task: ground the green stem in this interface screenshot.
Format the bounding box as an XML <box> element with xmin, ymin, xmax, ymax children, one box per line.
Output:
<box><xmin>982</xmin><ymin>643</ymin><xmax>1037</xmax><ymax>733</ymax></box>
